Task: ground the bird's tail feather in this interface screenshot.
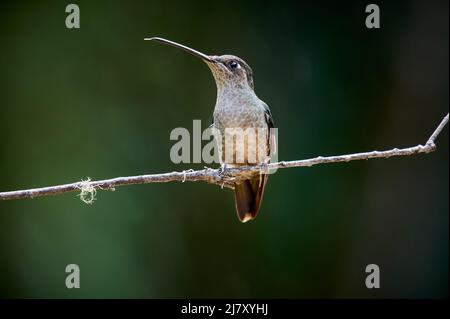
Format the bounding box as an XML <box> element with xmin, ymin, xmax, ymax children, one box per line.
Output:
<box><xmin>234</xmin><ymin>174</ymin><xmax>268</xmax><ymax>223</ymax></box>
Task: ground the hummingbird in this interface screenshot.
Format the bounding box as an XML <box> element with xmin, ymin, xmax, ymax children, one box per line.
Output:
<box><xmin>145</xmin><ymin>37</ymin><xmax>275</xmax><ymax>223</ymax></box>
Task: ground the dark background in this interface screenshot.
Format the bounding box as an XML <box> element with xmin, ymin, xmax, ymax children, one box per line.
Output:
<box><xmin>0</xmin><ymin>0</ymin><xmax>448</xmax><ymax>298</ymax></box>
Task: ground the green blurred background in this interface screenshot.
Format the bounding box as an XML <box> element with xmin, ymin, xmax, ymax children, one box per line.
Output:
<box><xmin>0</xmin><ymin>0</ymin><xmax>448</xmax><ymax>298</ymax></box>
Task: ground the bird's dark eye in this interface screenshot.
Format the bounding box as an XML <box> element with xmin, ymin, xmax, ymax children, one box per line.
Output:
<box><xmin>228</xmin><ymin>60</ymin><xmax>239</xmax><ymax>69</ymax></box>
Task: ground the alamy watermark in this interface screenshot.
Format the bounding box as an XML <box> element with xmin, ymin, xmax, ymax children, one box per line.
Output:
<box><xmin>169</xmin><ymin>120</ymin><xmax>278</xmax><ymax>173</ymax></box>
<box><xmin>365</xmin><ymin>4</ymin><xmax>380</xmax><ymax>29</ymax></box>
<box><xmin>365</xmin><ymin>264</ymin><xmax>380</xmax><ymax>289</ymax></box>
<box><xmin>65</xmin><ymin>4</ymin><xmax>80</xmax><ymax>29</ymax></box>
<box><xmin>65</xmin><ymin>264</ymin><xmax>80</xmax><ymax>289</ymax></box>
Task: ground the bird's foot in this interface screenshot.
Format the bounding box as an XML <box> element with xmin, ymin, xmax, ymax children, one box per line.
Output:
<box><xmin>213</xmin><ymin>164</ymin><xmax>231</xmax><ymax>182</ymax></box>
<box><xmin>216</xmin><ymin>163</ymin><xmax>229</xmax><ymax>176</ymax></box>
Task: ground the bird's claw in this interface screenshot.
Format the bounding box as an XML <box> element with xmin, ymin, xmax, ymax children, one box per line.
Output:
<box><xmin>214</xmin><ymin>164</ymin><xmax>229</xmax><ymax>179</ymax></box>
<box><xmin>217</xmin><ymin>164</ymin><xmax>228</xmax><ymax>175</ymax></box>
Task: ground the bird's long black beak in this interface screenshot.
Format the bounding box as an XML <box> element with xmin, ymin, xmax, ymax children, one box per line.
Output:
<box><xmin>145</xmin><ymin>37</ymin><xmax>215</xmax><ymax>63</ymax></box>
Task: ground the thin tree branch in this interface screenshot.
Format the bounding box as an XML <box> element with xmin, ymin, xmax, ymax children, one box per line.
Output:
<box><xmin>0</xmin><ymin>113</ymin><xmax>448</xmax><ymax>202</ymax></box>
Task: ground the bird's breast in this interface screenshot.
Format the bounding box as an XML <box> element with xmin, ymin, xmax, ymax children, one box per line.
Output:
<box><xmin>213</xmin><ymin>96</ymin><xmax>267</xmax><ymax>130</ymax></box>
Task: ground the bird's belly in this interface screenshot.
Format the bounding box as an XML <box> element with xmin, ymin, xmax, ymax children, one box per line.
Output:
<box><xmin>213</xmin><ymin>107</ymin><xmax>270</xmax><ymax>166</ymax></box>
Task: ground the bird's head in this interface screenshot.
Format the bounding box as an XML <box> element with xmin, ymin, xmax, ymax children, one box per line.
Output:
<box><xmin>146</xmin><ymin>37</ymin><xmax>254</xmax><ymax>91</ymax></box>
